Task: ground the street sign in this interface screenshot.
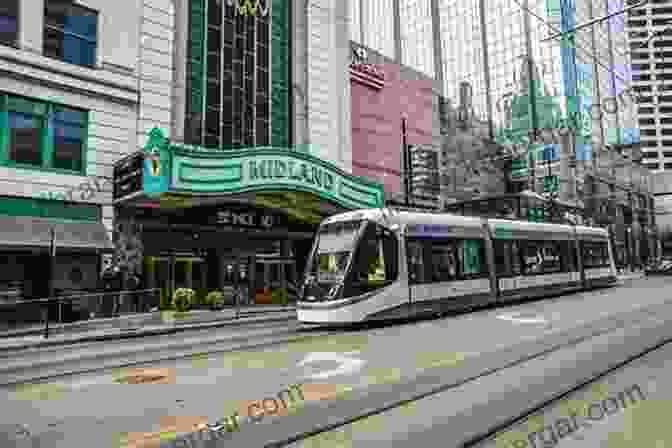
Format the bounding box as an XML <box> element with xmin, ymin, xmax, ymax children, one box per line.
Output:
<box><xmin>511</xmin><ymin>159</ymin><xmax>528</xmax><ymax>178</ymax></box>
<box><xmin>528</xmin><ymin>207</ymin><xmax>544</xmax><ymax>223</ymax></box>
<box><xmin>544</xmin><ymin>175</ymin><xmax>560</xmax><ymax>193</ymax></box>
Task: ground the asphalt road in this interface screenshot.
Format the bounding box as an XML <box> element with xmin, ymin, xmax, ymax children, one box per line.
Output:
<box><xmin>474</xmin><ymin>339</ymin><xmax>672</xmax><ymax>448</ymax></box>
<box><xmin>0</xmin><ymin>277</ymin><xmax>668</xmax><ymax>448</ymax></box>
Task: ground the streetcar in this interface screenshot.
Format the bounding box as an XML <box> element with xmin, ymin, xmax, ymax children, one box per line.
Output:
<box><xmin>297</xmin><ymin>208</ymin><xmax>617</xmax><ymax>324</ymax></box>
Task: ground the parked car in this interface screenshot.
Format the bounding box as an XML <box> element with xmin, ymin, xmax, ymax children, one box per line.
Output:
<box><xmin>645</xmin><ymin>258</ymin><xmax>672</xmax><ymax>275</ymax></box>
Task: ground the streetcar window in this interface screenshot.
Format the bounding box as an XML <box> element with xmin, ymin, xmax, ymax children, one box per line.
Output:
<box><xmin>310</xmin><ymin>220</ymin><xmax>362</xmax><ymax>283</ymax></box>
<box><xmin>493</xmin><ymin>240</ymin><xmax>522</xmax><ymax>277</ymax></box>
<box><xmin>582</xmin><ymin>241</ymin><xmax>610</xmax><ymax>268</ymax></box>
<box><xmin>430</xmin><ymin>242</ymin><xmax>459</xmax><ymax>282</ymax></box>
<box><xmin>493</xmin><ymin>240</ymin><xmax>511</xmax><ymax>276</ymax></box>
<box><xmin>510</xmin><ymin>241</ymin><xmax>522</xmax><ymax>275</ymax></box>
<box><xmin>343</xmin><ymin>222</ymin><xmax>398</xmax><ymax>298</ymax></box>
<box><xmin>541</xmin><ymin>242</ymin><xmax>562</xmax><ymax>273</ymax></box>
<box><xmin>520</xmin><ymin>240</ymin><xmax>544</xmax><ymax>275</ymax></box>
<box><xmin>406</xmin><ymin>240</ymin><xmax>427</xmax><ymax>284</ymax></box>
<box><xmin>461</xmin><ymin>239</ymin><xmax>488</xmax><ymax>277</ymax></box>
<box><xmin>558</xmin><ymin>241</ymin><xmax>577</xmax><ymax>272</ymax></box>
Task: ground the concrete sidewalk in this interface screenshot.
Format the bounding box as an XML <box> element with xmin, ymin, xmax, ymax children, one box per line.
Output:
<box><xmin>0</xmin><ymin>273</ymin><xmax>645</xmax><ymax>351</ymax></box>
<box><xmin>0</xmin><ymin>306</ymin><xmax>296</xmax><ymax>351</ymax></box>
<box><xmin>617</xmin><ymin>269</ymin><xmax>646</xmax><ymax>281</ymax></box>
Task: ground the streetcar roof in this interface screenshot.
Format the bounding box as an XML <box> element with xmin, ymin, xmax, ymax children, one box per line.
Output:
<box><xmin>321</xmin><ymin>209</ymin><xmax>610</xmax><ymax>240</ymax></box>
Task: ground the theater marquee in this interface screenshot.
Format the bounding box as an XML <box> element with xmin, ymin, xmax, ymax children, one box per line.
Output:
<box><xmin>116</xmin><ymin>128</ymin><xmax>385</xmax><ymax>211</ymax></box>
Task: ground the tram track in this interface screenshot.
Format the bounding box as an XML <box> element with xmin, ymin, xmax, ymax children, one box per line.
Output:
<box><xmin>199</xmin><ymin>295</ymin><xmax>672</xmax><ymax>448</ymax></box>
<box><xmin>461</xmin><ymin>329</ymin><xmax>670</xmax><ymax>448</ymax></box>
<box><xmin>0</xmin><ymin>321</ymin><xmax>331</xmax><ymax>387</ymax></box>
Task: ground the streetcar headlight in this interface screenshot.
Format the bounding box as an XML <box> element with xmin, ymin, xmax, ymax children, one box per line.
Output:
<box><xmin>328</xmin><ymin>284</ymin><xmax>342</xmax><ymax>299</ymax></box>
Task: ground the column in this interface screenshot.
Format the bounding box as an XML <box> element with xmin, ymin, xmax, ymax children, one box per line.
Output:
<box><xmin>144</xmin><ymin>257</ymin><xmax>156</xmax><ymax>290</ymax></box>
<box><xmin>560</xmin><ymin>133</ymin><xmax>572</xmax><ymax>203</ymax></box>
<box><xmin>649</xmin><ymin>195</ymin><xmax>657</xmax><ymax>259</ymax></box>
<box><xmin>291</xmin><ymin>0</ymin><xmax>309</xmax><ymax>147</ymax></box>
<box><xmin>280</xmin><ymin>240</ymin><xmax>291</xmax><ymax>292</ymax></box>
<box><xmin>248</xmin><ymin>256</ymin><xmax>256</xmax><ymax>304</ymax></box>
<box><xmin>477</xmin><ymin>0</ymin><xmax>494</xmax><ymax>141</ymax></box>
<box><xmin>392</xmin><ymin>0</ymin><xmax>402</xmax><ymax>64</ymax></box>
<box><xmin>185</xmin><ymin>259</ymin><xmax>193</xmax><ymax>289</ymax></box>
<box><xmin>20</xmin><ymin>0</ymin><xmax>43</xmax><ymax>53</ymax></box>
<box><xmin>631</xmin><ymin>193</ymin><xmax>640</xmax><ymax>268</ymax></box>
<box><xmin>219</xmin><ymin>253</ymin><xmax>228</xmax><ymax>289</ymax></box>
<box><xmin>172</xmin><ymin>0</ymin><xmax>189</xmax><ymax>142</ymax></box>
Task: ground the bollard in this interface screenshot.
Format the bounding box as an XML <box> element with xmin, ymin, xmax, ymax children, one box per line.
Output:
<box><xmin>43</xmin><ymin>303</ymin><xmax>49</xmax><ymax>339</ymax></box>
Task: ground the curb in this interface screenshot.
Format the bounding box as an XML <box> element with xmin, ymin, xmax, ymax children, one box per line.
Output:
<box><xmin>0</xmin><ymin>308</ymin><xmax>297</xmax><ymax>339</ymax></box>
<box><xmin>0</xmin><ymin>312</ymin><xmax>296</xmax><ymax>352</ymax></box>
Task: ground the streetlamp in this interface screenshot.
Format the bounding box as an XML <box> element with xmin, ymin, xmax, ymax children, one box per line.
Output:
<box><xmin>44</xmin><ymin>227</ymin><xmax>56</xmax><ymax>338</ymax></box>
<box><xmin>401</xmin><ymin>114</ymin><xmax>412</xmax><ymax>207</ymax></box>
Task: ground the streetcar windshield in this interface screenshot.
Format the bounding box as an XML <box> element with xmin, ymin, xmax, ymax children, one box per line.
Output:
<box><xmin>302</xmin><ymin>220</ymin><xmax>399</xmax><ymax>302</ymax></box>
<box><xmin>309</xmin><ymin>220</ymin><xmax>362</xmax><ymax>284</ymax></box>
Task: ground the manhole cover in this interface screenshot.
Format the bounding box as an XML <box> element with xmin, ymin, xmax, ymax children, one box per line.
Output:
<box><xmin>114</xmin><ymin>368</ymin><xmax>176</xmax><ymax>384</ymax></box>
<box><xmin>116</xmin><ymin>374</ymin><xmax>166</xmax><ymax>384</ymax></box>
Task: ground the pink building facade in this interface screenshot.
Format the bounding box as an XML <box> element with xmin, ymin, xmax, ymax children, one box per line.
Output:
<box><xmin>350</xmin><ymin>62</ymin><xmax>435</xmax><ymax>195</ymax></box>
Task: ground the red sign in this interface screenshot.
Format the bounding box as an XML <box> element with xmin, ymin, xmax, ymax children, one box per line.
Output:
<box><xmin>350</xmin><ymin>63</ymin><xmax>385</xmax><ymax>89</ymax></box>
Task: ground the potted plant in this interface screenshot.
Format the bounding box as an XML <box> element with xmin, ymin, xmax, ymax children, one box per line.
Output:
<box><xmin>159</xmin><ymin>288</ymin><xmax>173</xmax><ymax>311</ymax></box>
<box><xmin>272</xmin><ymin>287</ymin><xmax>289</xmax><ymax>306</ymax></box>
<box><xmin>194</xmin><ymin>288</ymin><xmax>210</xmax><ymax>309</ymax></box>
<box><xmin>172</xmin><ymin>288</ymin><xmax>195</xmax><ymax>316</ymax></box>
<box><xmin>206</xmin><ymin>290</ymin><xmax>226</xmax><ymax>310</ymax></box>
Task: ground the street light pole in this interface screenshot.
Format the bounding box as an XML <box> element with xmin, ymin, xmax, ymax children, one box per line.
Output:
<box><xmin>402</xmin><ymin>115</ymin><xmax>412</xmax><ymax>207</ymax></box>
<box><xmin>44</xmin><ymin>228</ymin><xmax>56</xmax><ymax>339</ymax></box>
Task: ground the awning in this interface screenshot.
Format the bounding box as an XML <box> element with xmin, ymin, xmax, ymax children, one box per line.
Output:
<box><xmin>0</xmin><ymin>216</ymin><xmax>113</xmax><ymax>251</ymax></box>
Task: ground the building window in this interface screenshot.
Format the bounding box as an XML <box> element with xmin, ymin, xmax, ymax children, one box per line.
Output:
<box><xmin>53</xmin><ymin>106</ymin><xmax>86</xmax><ymax>171</ymax></box>
<box><xmin>1</xmin><ymin>93</ymin><xmax>87</xmax><ymax>173</ymax></box>
<box><xmin>0</xmin><ymin>0</ymin><xmax>18</xmax><ymax>46</ymax></box>
<box><xmin>44</xmin><ymin>1</ymin><xmax>98</xmax><ymax>68</ymax></box>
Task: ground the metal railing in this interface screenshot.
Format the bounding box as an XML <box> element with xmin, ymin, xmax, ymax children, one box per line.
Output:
<box><xmin>0</xmin><ymin>288</ymin><xmax>161</xmax><ymax>339</ymax></box>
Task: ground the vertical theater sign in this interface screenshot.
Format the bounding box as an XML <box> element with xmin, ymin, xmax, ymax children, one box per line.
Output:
<box><xmin>225</xmin><ymin>0</ymin><xmax>270</xmax><ymax>17</ymax></box>
<box><xmin>349</xmin><ymin>43</ymin><xmax>385</xmax><ymax>90</ymax></box>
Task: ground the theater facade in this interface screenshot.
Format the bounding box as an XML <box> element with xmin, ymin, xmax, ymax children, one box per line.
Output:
<box><xmin>113</xmin><ymin>128</ymin><xmax>384</xmax><ymax>304</ymax></box>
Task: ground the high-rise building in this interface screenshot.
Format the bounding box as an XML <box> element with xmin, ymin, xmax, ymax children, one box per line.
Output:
<box><xmin>347</xmin><ymin>0</ymin><xmax>657</xmax><ymax>265</ymax></box>
<box><xmin>626</xmin><ymin>0</ymin><xmax>672</xmax><ymax>171</ymax></box>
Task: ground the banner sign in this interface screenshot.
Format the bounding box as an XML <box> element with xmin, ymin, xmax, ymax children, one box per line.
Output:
<box><xmin>143</xmin><ymin>129</ymin><xmax>171</xmax><ymax>198</ymax></box>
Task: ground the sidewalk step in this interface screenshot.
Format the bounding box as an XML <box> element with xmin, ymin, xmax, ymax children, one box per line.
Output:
<box><xmin>0</xmin><ymin>307</ymin><xmax>297</xmax><ymax>339</ymax></box>
<box><xmin>0</xmin><ymin>311</ymin><xmax>297</xmax><ymax>352</ymax></box>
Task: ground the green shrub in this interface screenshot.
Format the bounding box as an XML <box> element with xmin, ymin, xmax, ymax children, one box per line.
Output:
<box><xmin>172</xmin><ymin>288</ymin><xmax>195</xmax><ymax>312</ymax></box>
<box><xmin>272</xmin><ymin>288</ymin><xmax>289</xmax><ymax>306</ymax></box>
<box><xmin>193</xmin><ymin>288</ymin><xmax>210</xmax><ymax>307</ymax></box>
<box><xmin>159</xmin><ymin>288</ymin><xmax>173</xmax><ymax>310</ymax></box>
<box><xmin>206</xmin><ymin>290</ymin><xmax>225</xmax><ymax>308</ymax></box>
